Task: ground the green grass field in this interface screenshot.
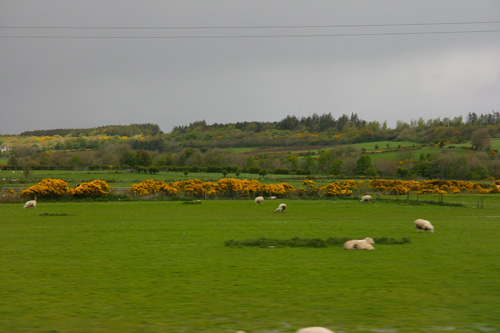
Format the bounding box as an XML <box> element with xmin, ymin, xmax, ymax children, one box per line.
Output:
<box><xmin>1</xmin><ymin>197</ymin><xmax>499</xmax><ymax>332</ymax></box>
<box><xmin>352</xmin><ymin>141</ymin><xmax>422</xmax><ymax>151</ymax></box>
<box><xmin>490</xmin><ymin>138</ymin><xmax>500</xmax><ymax>150</ymax></box>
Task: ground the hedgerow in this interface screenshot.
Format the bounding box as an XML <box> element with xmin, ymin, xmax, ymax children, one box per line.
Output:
<box><xmin>20</xmin><ymin>179</ymin><xmax>111</xmax><ymax>200</ymax></box>
<box><xmin>13</xmin><ymin>177</ymin><xmax>500</xmax><ymax>202</ymax></box>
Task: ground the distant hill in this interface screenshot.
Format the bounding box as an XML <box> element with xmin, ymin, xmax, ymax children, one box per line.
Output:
<box><xmin>20</xmin><ymin>123</ymin><xmax>162</xmax><ymax>137</ymax></box>
<box><xmin>13</xmin><ymin>111</ymin><xmax>500</xmax><ymax>150</ymax></box>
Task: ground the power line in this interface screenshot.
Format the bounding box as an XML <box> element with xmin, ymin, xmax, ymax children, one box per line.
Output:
<box><xmin>1</xmin><ymin>29</ymin><xmax>500</xmax><ymax>39</ymax></box>
<box><xmin>1</xmin><ymin>20</ymin><xmax>500</xmax><ymax>30</ymax></box>
<box><xmin>1</xmin><ymin>21</ymin><xmax>499</xmax><ymax>39</ymax></box>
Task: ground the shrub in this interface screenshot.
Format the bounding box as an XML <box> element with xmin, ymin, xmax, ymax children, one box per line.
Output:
<box><xmin>131</xmin><ymin>179</ymin><xmax>178</xmax><ymax>196</ymax></box>
<box><xmin>206</xmin><ymin>165</ymin><xmax>222</xmax><ymax>173</ymax></box>
<box><xmin>246</xmin><ymin>166</ymin><xmax>260</xmax><ymax>174</ymax></box>
<box><xmin>148</xmin><ymin>166</ymin><xmax>160</xmax><ymax>174</ymax></box>
<box><xmin>20</xmin><ymin>179</ymin><xmax>70</xmax><ymax>199</ymax></box>
<box><xmin>274</xmin><ymin>168</ymin><xmax>290</xmax><ymax>175</ymax></box>
<box><xmin>295</xmin><ymin>168</ymin><xmax>310</xmax><ymax>175</ymax></box>
<box><xmin>71</xmin><ymin>180</ymin><xmax>110</xmax><ymax>198</ymax></box>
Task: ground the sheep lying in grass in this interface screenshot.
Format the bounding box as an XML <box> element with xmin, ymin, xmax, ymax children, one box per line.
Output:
<box><xmin>23</xmin><ymin>196</ymin><xmax>37</xmax><ymax>209</ymax></box>
<box><xmin>297</xmin><ymin>327</ymin><xmax>335</xmax><ymax>333</ymax></box>
<box><xmin>360</xmin><ymin>194</ymin><xmax>372</xmax><ymax>202</ymax></box>
<box><xmin>344</xmin><ymin>237</ymin><xmax>375</xmax><ymax>250</ymax></box>
<box><xmin>274</xmin><ymin>203</ymin><xmax>287</xmax><ymax>213</ymax></box>
<box><xmin>414</xmin><ymin>219</ymin><xmax>434</xmax><ymax>233</ymax></box>
<box><xmin>254</xmin><ymin>196</ymin><xmax>264</xmax><ymax>204</ymax></box>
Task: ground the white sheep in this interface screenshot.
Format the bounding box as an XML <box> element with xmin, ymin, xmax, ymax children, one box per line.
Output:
<box><xmin>360</xmin><ymin>194</ymin><xmax>372</xmax><ymax>202</ymax></box>
<box><xmin>274</xmin><ymin>203</ymin><xmax>287</xmax><ymax>213</ymax></box>
<box><xmin>23</xmin><ymin>195</ymin><xmax>37</xmax><ymax>209</ymax></box>
<box><xmin>344</xmin><ymin>237</ymin><xmax>375</xmax><ymax>250</ymax></box>
<box><xmin>414</xmin><ymin>219</ymin><xmax>434</xmax><ymax>233</ymax></box>
<box><xmin>269</xmin><ymin>196</ymin><xmax>277</xmax><ymax>199</ymax></box>
<box><xmin>297</xmin><ymin>327</ymin><xmax>335</xmax><ymax>333</ymax></box>
<box><xmin>254</xmin><ymin>196</ymin><xmax>264</xmax><ymax>204</ymax></box>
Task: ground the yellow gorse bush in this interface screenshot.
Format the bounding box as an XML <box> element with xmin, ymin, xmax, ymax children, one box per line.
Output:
<box><xmin>303</xmin><ymin>179</ymin><xmax>316</xmax><ymax>187</ymax></box>
<box><xmin>319</xmin><ymin>183</ymin><xmax>353</xmax><ymax>197</ymax></box>
<box><xmin>169</xmin><ymin>178</ymin><xmax>296</xmax><ymax>198</ymax></box>
<box><xmin>37</xmin><ymin>136</ymin><xmax>57</xmax><ymax>141</ymax></box>
<box><xmin>71</xmin><ymin>180</ymin><xmax>110</xmax><ymax>197</ymax></box>
<box><xmin>216</xmin><ymin>178</ymin><xmax>244</xmax><ymax>194</ymax></box>
<box><xmin>365</xmin><ymin>179</ymin><xmax>493</xmax><ymax>195</ymax></box>
<box><xmin>172</xmin><ymin>179</ymin><xmax>212</xmax><ymax>196</ymax></box>
<box><xmin>131</xmin><ymin>179</ymin><xmax>178</xmax><ymax>196</ymax></box>
<box><xmin>17</xmin><ymin>177</ymin><xmax>500</xmax><ymax>201</ymax></box>
<box><xmin>130</xmin><ymin>178</ymin><xmax>297</xmax><ymax>198</ymax></box>
<box><xmin>20</xmin><ymin>179</ymin><xmax>70</xmax><ymax>198</ymax></box>
<box><xmin>183</xmin><ymin>179</ymin><xmax>215</xmax><ymax>196</ymax></box>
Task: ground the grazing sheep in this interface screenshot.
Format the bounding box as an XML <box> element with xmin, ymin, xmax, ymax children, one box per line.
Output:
<box><xmin>23</xmin><ymin>196</ymin><xmax>37</xmax><ymax>210</ymax></box>
<box><xmin>360</xmin><ymin>194</ymin><xmax>372</xmax><ymax>202</ymax></box>
<box><xmin>297</xmin><ymin>327</ymin><xmax>335</xmax><ymax>333</ymax></box>
<box><xmin>269</xmin><ymin>196</ymin><xmax>277</xmax><ymax>199</ymax></box>
<box><xmin>254</xmin><ymin>196</ymin><xmax>264</xmax><ymax>204</ymax></box>
<box><xmin>414</xmin><ymin>219</ymin><xmax>434</xmax><ymax>233</ymax></box>
<box><xmin>344</xmin><ymin>237</ymin><xmax>375</xmax><ymax>250</ymax></box>
<box><xmin>274</xmin><ymin>203</ymin><xmax>287</xmax><ymax>213</ymax></box>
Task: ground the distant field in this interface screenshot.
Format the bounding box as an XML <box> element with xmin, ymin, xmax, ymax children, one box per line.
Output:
<box><xmin>1</xmin><ymin>197</ymin><xmax>499</xmax><ymax>332</ymax></box>
<box><xmin>223</xmin><ymin>147</ymin><xmax>260</xmax><ymax>153</ymax></box>
<box><xmin>233</xmin><ymin>141</ymin><xmax>424</xmax><ymax>155</ymax></box>
<box><xmin>491</xmin><ymin>138</ymin><xmax>500</xmax><ymax>150</ymax></box>
<box><xmin>368</xmin><ymin>148</ymin><xmax>428</xmax><ymax>162</ymax></box>
<box><xmin>351</xmin><ymin>141</ymin><xmax>423</xmax><ymax>151</ymax></box>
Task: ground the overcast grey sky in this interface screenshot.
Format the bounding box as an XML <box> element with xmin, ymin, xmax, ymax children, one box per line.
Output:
<box><xmin>1</xmin><ymin>0</ymin><xmax>499</xmax><ymax>135</ymax></box>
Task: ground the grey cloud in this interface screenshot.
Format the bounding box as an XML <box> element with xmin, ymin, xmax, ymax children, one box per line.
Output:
<box><xmin>1</xmin><ymin>0</ymin><xmax>499</xmax><ymax>134</ymax></box>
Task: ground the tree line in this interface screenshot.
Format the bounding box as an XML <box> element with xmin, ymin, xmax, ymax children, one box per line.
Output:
<box><xmin>2</xmin><ymin>111</ymin><xmax>500</xmax><ymax>181</ymax></box>
<box><xmin>20</xmin><ymin>123</ymin><xmax>162</xmax><ymax>137</ymax></box>
<box><xmin>168</xmin><ymin>111</ymin><xmax>500</xmax><ymax>149</ymax></box>
<box><xmin>14</xmin><ymin>111</ymin><xmax>500</xmax><ymax>149</ymax></box>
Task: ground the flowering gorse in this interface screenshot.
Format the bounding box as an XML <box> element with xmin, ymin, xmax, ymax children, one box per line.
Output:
<box><xmin>21</xmin><ymin>179</ymin><xmax>70</xmax><ymax>199</ymax></box>
<box><xmin>71</xmin><ymin>180</ymin><xmax>110</xmax><ymax>197</ymax></box>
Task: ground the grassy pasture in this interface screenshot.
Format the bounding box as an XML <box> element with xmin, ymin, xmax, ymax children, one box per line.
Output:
<box><xmin>450</xmin><ymin>138</ymin><xmax>500</xmax><ymax>150</ymax></box>
<box><xmin>351</xmin><ymin>141</ymin><xmax>422</xmax><ymax>151</ymax></box>
<box><xmin>1</xmin><ymin>197</ymin><xmax>500</xmax><ymax>332</ymax></box>
<box><xmin>214</xmin><ymin>141</ymin><xmax>426</xmax><ymax>159</ymax></box>
<box><xmin>491</xmin><ymin>138</ymin><xmax>500</xmax><ymax>150</ymax></box>
<box><xmin>367</xmin><ymin>148</ymin><xmax>429</xmax><ymax>162</ymax></box>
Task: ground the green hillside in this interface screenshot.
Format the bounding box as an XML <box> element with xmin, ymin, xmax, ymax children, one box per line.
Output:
<box><xmin>1</xmin><ymin>112</ymin><xmax>500</xmax><ymax>181</ymax></box>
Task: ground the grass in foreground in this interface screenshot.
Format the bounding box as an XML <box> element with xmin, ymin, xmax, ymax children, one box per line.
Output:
<box><xmin>1</xmin><ymin>197</ymin><xmax>500</xmax><ymax>332</ymax></box>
